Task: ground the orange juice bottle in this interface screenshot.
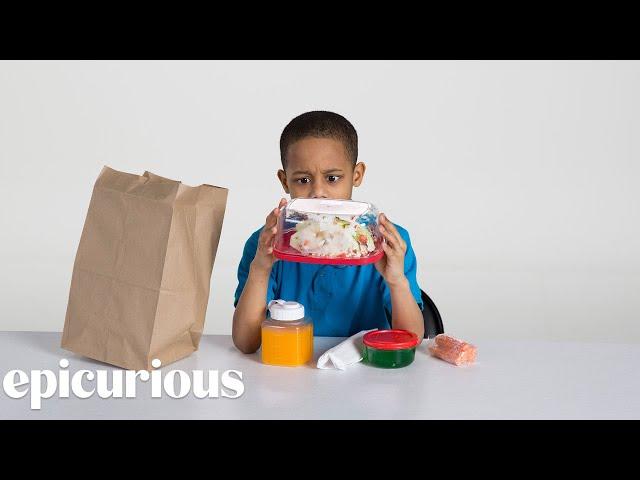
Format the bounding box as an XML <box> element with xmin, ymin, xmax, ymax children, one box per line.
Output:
<box><xmin>262</xmin><ymin>300</ymin><xmax>313</xmax><ymax>367</ymax></box>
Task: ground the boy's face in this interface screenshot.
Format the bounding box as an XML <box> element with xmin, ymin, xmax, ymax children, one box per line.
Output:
<box><xmin>277</xmin><ymin>137</ymin><xmax>366</xmax><ymax>200</ymax></box>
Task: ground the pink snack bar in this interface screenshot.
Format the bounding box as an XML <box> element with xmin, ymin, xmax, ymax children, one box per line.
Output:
<box><xmin>428</xmin><ymin>334</ymin><xmax>477</xmax><ymax>366</ymax></box>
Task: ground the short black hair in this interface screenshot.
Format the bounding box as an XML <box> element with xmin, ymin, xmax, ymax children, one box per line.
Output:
<box><xmin>279</xmin><ymin>111</ymin><xmax>358</xmax><ymax>169</ymax></box>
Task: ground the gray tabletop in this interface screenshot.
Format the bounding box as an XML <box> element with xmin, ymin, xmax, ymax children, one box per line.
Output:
<box><xmin>0</xmin><ymin>331</ymin><xmax>638</xmax><ymax>419</ymax></box>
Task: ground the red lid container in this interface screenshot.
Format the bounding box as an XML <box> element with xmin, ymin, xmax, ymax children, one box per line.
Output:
<box><xmin>363</xmin><ymin>329</ymin><xmax>420</xmax><ymax>350</ymax></box>
<box><xmin>273</xmin><ymin>198</ymin><xmax>384</xmax><ymax>266</ymax></box>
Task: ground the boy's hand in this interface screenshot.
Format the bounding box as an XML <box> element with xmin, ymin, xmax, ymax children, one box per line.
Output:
<box><xmin>251</xmin><ymin>198</ymin><xmax>288</xmax><ymax>274</ymax></box>
<box><xmin>375</xmin><ymin>213</ymin><xmax>408</xmax><ymax>288</ymax></box>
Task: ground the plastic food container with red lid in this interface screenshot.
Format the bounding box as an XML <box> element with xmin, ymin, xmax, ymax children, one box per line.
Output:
<box><xmin>362</xmin><ymin>329</ymin><xmax>420</xmax><ymax>368</ymax></box>
<box><xmin>273</xmin><ymin>198</ymin><xmax>384</xmax><ymax>266</ymax></box>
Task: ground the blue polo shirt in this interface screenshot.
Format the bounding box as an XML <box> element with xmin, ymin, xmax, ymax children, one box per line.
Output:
<box><xmin>233</xmin><ymin>223</ymin><xmax>424</xmax><ymax>337</ymax></box>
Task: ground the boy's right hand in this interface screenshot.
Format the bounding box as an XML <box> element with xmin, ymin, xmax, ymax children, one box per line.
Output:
<box><xmin>250</xmin><ymin>198</ymin><xmax>288</xmax><ymax>274</ymax></box>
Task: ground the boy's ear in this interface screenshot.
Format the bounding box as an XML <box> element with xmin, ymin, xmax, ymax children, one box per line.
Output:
<box><xmin>277</xmin><ymin>169</ymin><xmax>290</xmax><ymax>194</ymax></box>
<box><xmin>352</xmin><ymin>162</ymin><xmax>366</xmax><ymax>187</ymax></box>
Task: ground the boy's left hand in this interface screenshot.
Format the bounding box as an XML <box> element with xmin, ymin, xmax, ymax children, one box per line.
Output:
<box><xmin>374</xmin><ymin>213</ymin><xmax>408</xmax><ymax>288</ymax></box>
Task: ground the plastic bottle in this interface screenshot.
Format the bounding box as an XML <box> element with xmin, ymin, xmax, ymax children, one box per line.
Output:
<box><xmin>261</xmin><ymin>300</ymin><xmax>313</xmax><ymax>367</ymax></box>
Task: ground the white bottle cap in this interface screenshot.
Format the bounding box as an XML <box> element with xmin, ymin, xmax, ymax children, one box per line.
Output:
<box><xmin>267</xmin><ymin>299</ymin><xmax>305</xmax><ymax>321</ymax></box>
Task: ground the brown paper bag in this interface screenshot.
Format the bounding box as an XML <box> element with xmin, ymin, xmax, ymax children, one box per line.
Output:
<box><xmin>61</xmin><ymin>166</ymin><xmax>228</xmax><ymax>370</ymax></box>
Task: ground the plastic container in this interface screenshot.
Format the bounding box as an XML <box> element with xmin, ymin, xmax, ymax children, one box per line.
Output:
<box><xmin>261</xmin><ymin>300</ymin><xmax>313</xmax><ymax>367</ymax></box>
<box><xmin>362</xmin><ymin>329</ymin><xmax>420</xmax><ymax>368</ymax></box>
<box><xmin>273</xmin><ymin>198</ymin><xmax>384</xmax><ymax>266</ymax></box>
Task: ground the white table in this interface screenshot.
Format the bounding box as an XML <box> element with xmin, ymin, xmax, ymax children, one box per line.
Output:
<box><xmin>0</xmin><ymin>331</ymin><xmax>638</xmax><ymax>419</ymax></box>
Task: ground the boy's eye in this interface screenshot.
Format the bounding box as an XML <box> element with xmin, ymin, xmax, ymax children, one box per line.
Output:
<box><xmin>327</xmin><ymin>175</ymin><xmax>341</xmax><ymax>183</ymax></box>
<box><xmin>295</xmin><ymin>177</ymin><xmax>311</xmax><ymax>184</ymax></box>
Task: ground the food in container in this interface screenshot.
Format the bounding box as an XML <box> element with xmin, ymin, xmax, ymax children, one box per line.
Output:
<box><xmin>362</xmin><ymin>329</ymin><xmax>420</xmax><ymax>368</ymax></box>
<box><xmin>273</xmin><ymin>198</ymin><xmax>384</xmax><ymax>266</ymax></box>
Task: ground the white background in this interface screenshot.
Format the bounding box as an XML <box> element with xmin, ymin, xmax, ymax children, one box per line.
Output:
<box><xmin>0</xmin><ymin>60</ymin><xmax>638</xmax><ymax>342</ymax></box>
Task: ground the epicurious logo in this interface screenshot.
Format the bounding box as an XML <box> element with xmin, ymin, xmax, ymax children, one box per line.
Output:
<box><xmin>1</xmin><ymin>359</ymin><xmax>245</xmax><ymax>410</ymax></box>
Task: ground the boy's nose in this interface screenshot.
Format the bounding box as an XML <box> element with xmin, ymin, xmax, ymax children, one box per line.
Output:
<box><xmin>310</xmin><ymin>186</ymin><xmax>328</xmax><ymax>199</ymax></box>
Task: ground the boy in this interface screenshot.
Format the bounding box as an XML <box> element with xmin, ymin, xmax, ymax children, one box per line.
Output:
<box><xmin>232</xmin><ymin>111</ymin><xmax>424</xmax><ymax>353</ymax></box>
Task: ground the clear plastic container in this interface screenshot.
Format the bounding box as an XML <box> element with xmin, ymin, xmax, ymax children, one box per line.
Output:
<box><xmin>362</xmin><ymin>329</ymin><xmax>420</xmax><ymax>368</ymax></box>
<box><xmin>261</xmin><ymin>300</ymin><xmax>313</xmax><ymax>367</ymax></box>
<box><xmin>273</xmin><ymin>198</ymin><xmax>384</xmax><ymax>266</ymax></box>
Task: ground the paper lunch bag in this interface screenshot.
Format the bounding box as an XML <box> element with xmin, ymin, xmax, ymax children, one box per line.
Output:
<box><xmin>61</xmin><ymin>166</ymin><xmax>228</xmax><ymax>370</ymax></box>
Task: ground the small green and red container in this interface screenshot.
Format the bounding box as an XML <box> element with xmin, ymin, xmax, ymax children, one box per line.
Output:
<box><xmin>362</xmin><ymin>329</ymin><xmax>420</xmax><ymax>368</ymax></box>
